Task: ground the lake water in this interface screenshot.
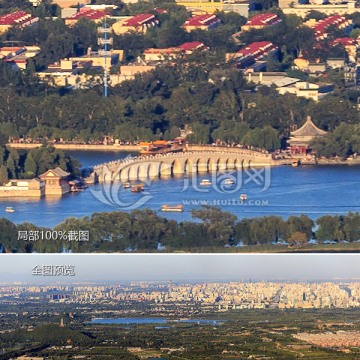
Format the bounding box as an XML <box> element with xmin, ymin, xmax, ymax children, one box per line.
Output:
<box><xmin>1</xmin><ymin>150</ymin><xmax>359</xmax><ymax>227</ymax></box>
<box><xmin>88</xmin><ymin>317</ymin><xmax>222</xmax><ymax>325</ymax></box>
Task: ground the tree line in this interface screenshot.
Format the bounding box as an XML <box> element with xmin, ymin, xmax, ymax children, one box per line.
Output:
<box><xmin>1</xmin><ymin>207</ymin><xmax>360</xmax><ymax>252</ymax></box>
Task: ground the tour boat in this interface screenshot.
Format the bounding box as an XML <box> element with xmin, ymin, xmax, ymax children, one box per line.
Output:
<box><xmin>223</xmin><ymin>178</ymin><xmax>235</xmax><ymax>185</ymax></box>
<box><xmin>161</xmin><ymin>204</ymin><xmax>184</xmax><ymax>212</ymax></box>
<box><xmin>240</xmin><ymin>194</ymin><xmax>247</xmax><ymax>201</ymax></box>
<box><xmin>139</xmin><ymin>140</ymin><xmax>184</xmax><ymax>155</ymax></box>
<box><xmin>131</xmin><ymin>184</ymin><xmax>144</xmax><ymax>193</ymax></box>
<box><xmin>123</xmin><ymin>182</ymin><xmax>131</xmax><ymax>189</ymax></box>
<box><xmin>5</xmin><ymin>207</ymin><xmax>15</xmax><ymax>213</ymax></box>
<box><xmin>200</xmin><ymin>179</ymin><xmax>212</xmax><ymax>186</ymax></box>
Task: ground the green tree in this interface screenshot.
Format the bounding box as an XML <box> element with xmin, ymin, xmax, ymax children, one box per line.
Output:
<box><xmin>24</xmin><ymin>153</ymin><xmax>37</xmax><ymax>178</ymax></box>
<box><xmin>0</xmin><ymin>165</ymin><xmax>9</xmax><ymax>185</ymax></box>
<box><xmin>316</xmin><ymin>215</ymin><xmax>341</xmax><ymax>243</ymax></box>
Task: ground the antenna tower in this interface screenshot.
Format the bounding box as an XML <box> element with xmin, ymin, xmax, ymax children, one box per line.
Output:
<box><xmin>98</xmin><ymin>17</ymin><xmax>113</xmax><ymax>97</ymax></box>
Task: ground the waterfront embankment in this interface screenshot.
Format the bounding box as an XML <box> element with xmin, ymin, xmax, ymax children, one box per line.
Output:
<box><xmin>7</xmin><ymin>143</ymin><xmax>140</xmax><ymax>152</ymax></box>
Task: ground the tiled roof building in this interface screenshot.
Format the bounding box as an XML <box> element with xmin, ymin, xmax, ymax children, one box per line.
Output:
<box><xmin>0</xmin><ymin>11</ymin><xmax>39</xmax><ymax>34</ymax></box>
<box><xmin>310</xmin><ymin>15</ymin><xmax>353</xmax><ymax>40</ymax></box>
<box><xmin>182</xmin><ymin>14</ymin><xmax>221</xmax><ymax>32</ymax></box>
<box><xmin>112</xmin><ymin>14</ymin><xmax>159</xmax><ymax>35</ymax></box>
<box><xmin>143</xmin><ymin>41</ymin><xmax>208</xmax><ymax>61</ymax></box>
<box><xmin>65</xmin><ymin>8</ymin><xmax>107</xmax><ymax>26</ymax></box>
<box><xmin>242</xmin><ymin>13</ymin><xmax>282</xmax><ymax>31</ymax></box>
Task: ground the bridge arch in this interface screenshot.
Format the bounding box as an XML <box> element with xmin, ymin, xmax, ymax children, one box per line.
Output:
<box><xmin>184</xmin><ymin>158</ymin><xmax>195</xmax><ymax>174</ymax></box>
<box><xmin>159</xmin><ymin>161</ymin><xmax>171</xmax><ymax>177</ymax></box>
<box><xmin>208</xmin><ymin>157</ymin><xmax>217</xmax><ymax>172</ymax></box>
<box><xmin>128</xmin><ymin>165</ymin><xmax>138</xmax><ymax>180</ymax></box>
<box><xmin>217</xmin><ymin>157</ymin><xmax>227</xmax><ymax>171</ymax></box>
<box><xmin>226</xmin><ymin>158</ymin><xmax>235</xmax><ymax>170</ymax></box>
<box><xmin>138</xmin><ymin>163</ymin><xmax>148</xmax><ymax>179</ymax></box>
<box><xmin>103</xmin><ymin>168</ymin><xmax>113</xmax><ymax>183</ymax></box>
<box><xmin>171</xmin><ymin>158</ymin><xmax>183</xmax><ymax>175</ymax></box>
<box><xmin>148</xmin><ymin>162</ymin><xmax>159</xmax><ymax>180</ymax></box>
<box><xmin>197</xmin><ymin>157</ymin><xmax>207</xmax><ymax>173</ymax></box>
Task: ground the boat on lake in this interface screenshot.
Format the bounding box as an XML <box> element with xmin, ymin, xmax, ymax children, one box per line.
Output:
<box><xmin>161</xmin><ymin>204</ymin><xmax>184</xmax><ymax>212</ymax></box>
<box><xmin>123</xmin><ymin>182</ymin><xmax>131</xmax><ymax>189</ymax></box>
<box><xmin>131</xmin><ymin>184</ymin><xmax>144</xmax><ymax>193</ymax></box>
<box><xmin>200</xmin><ymin>179</ymin><xmax>212</xmax><ymax>186</ymax></box>
<box><xmin>5</xmin><ymin>207</ymin><xmax>15</xmax><ymax>213</ymax></box>
<box><xmin>223</xmin><ymin>178</ymin><xmax>235</xmax><ymax>185</ymax></box>
<box><xmin>240</xmin><ymin>194</ymin><xmax>247</xmax><ymax>201</ymax></box>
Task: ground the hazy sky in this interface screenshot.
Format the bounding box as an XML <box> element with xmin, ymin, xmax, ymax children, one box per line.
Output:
<box><xmin>1</xmin><ymin>255</ymin><xmax>360</xmax><ymax>284</ymax></box>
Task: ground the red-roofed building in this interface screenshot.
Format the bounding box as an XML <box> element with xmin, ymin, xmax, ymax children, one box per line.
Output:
<box><xmin>112</xmin><ymin>14</ymin><xmax>159</xmax><ymax>35</ymax></box>
<box><xmin>242</xmin><ymin>13</ymin><xmax>282</xmax><ymax>31</ymax></box>
<box><xmin>153</xmin><ymin>8</ymin><xmax>168</xmax><ymax>14</ymax></box>
<box><xmin>65</xmin><ymin>8</ymin><xmax>107</xmax><ymax>26</ymax></box>
<box><xmin>182</xmin><ymin>14</ymin><xmax>221</xmax><ymax>32</ymax></box>
<box><xmin>229</xmin><ymin>41</ymin><xmax>278</xmax><ymax>69</ymax></box>
<box><xmin>333</xmin><ymin>37</ymin><xmax>357</xmax><ymax>61</ymax></box>
<box><xmin>144</xmin><ymin>41</ymin><xmax>208</xmax><ymax>61</ymax></box>
<box><xmin>236</xmin><ymin>41</ymin><xmax>278</xmax><ymax>60</ymax></box>
<box><xmin>178</xmin><ymin>41</ymin><xmax>209</xmax><ymax>53</ymax></box>
<box><xmin>0</xmin><ymin>11</ymin><xmax>39</xmax><ymax>34</ymax></box>
<box><xmin>310</xmin><ymin>15</ymin><xmax>353</xmax><ymax>41</ymax></box>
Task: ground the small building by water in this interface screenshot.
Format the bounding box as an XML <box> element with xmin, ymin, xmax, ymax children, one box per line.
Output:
<box><xmin>288</xmin><ymin>116</ymin><xmax>327</xmax><ymax>155</ymax></box>
<box><xmin>0</xmin><ymin>178</ymin><xmax>45</xmax><ymax>198</ymax></box>
<box><xmin>40</xmin><ymin>167</ymin><xmax>70</xmax><ymax>196</ymax></box>
<box><xmin>0</xmin><ymin>167</ymin><xmax>71</xmax><ymax>198</ymax></box>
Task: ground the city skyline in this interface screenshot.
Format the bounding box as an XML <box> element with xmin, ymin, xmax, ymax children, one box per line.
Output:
<box><xmin>1</xmin><ymin>255</ymin><xmax>360</xmax><ymax>283</ymax></box>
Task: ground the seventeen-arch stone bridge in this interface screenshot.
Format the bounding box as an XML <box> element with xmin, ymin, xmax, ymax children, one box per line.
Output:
<box><xmin>92</xmin><ymin>146</ymin><xmax>280</xmax><ymax>183</ymax></box>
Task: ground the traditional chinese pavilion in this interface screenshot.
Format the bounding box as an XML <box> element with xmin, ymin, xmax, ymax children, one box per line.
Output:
<box><xmin>40</xmin><ymin>167</ymin><xmax>70</xmax><ymax>196</ymax></box>
<box><xmin>288</xmin><ymin>116</ymin><xmax>326</xmax><ymax>155</ymax></box>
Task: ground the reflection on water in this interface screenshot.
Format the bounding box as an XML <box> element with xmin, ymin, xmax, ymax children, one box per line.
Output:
<box><xmin>0</xmin><ymin>150</ymin><xmax>359</xmax><ymax>227</ymax></box>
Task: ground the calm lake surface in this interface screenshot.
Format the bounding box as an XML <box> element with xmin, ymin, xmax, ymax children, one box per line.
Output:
<box><xmin>1</xmin><ymin>150</ymin><xmax>359</xmax><ymax>227</ymax></box>
<box><xmin>88</xmin><ymin>317</ymin><xmax>222</xmax><ymax>325</ymax></box>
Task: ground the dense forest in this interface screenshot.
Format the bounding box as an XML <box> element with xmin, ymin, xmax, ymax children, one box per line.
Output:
<box><xmin>1</xmin><ymin>207</ymin><xmax>360</xmax><ymax>252</ymax></box>
<box><xmin>0</xmin><ymin>1</ymin><xmax>359</xmax><ymax>155</ymax></box>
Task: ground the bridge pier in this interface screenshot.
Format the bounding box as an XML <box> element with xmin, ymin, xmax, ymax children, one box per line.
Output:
<box><xmin>197</xmin><ymin>159</ymin><xmax>208</xmax><ymax>173</ymax></box>
<box><xmin>217</xmin><ymin>158</ymin><xmax>227</xmax><ymax>171</ymax></box>
<box><xmin>208</xmin><ymin>158</ymin><xmax>217</xmax><ymax>172</ymax></box>
<box><xmin>159</xmin><ymin>162</ymin><xmax>171</xmax><ymax>177</ymax></box>
<box><xmin>147</xmin><ymin>163</ymin><xmax>159</xmax><ymax>180</ymax></box>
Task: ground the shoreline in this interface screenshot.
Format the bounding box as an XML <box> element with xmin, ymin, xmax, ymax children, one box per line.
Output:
<box><xmin>6</xmin><ymin>143</ymin><xmax>360</xmax><ymax>166</ymax></box>
<box><xmin>6</xmin><ymin>143</ymin><xmax>141</xmax><ymax>152</ymax></box>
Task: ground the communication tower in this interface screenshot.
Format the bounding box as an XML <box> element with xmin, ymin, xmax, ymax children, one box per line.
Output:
<box><xmin>98</xmin><ymin>17</ymin><xmax>113</xmax><ymax>97</ymax></box>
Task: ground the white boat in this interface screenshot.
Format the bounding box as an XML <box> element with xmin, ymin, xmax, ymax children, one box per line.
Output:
<box><xmin>123</xmin><ymin>182</ymin><xmax>130</xmax><ymax>189</ymax></box>
<box><xmin>240</xmin><ymin>194</ymin><xmax>247</xmax><ymax>201</ymax></box>
<box><xmin>200</xmin><ymin>179</ymin><xmax>212</xmax><ymax>186</ymax></box>
<box><xmin>223</xmin><ymin>178</ymin><xmax>235</xmax><ymax>185</ymax></box>
<box><xmin>5</xmin><ymin>207</ymin><xmax>15</xmax><ymax>213</ymax></box>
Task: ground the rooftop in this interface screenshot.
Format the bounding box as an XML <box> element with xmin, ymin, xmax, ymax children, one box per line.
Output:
<box><xmin>123</xmin><ymin>13</ymin><xmax>158</xmax><ymax>27</ymax></box>
<box><xmin>178</xmin><ymin>41</ymin><xmax>208</xmax><ymax>51</ymax></box>
<box><xmin>40</xmin><ymin>167</ymin><xmax>70</xmax><ymax>178</ymax></box>
<box><xmin>237</xmin><ymin>41</ymin><xmax>277</xmax><ymax>59</ymax></box>
<box><xmin>183</xmin><ymin>14</ymin><xmax>221</xmax><ymax>27</ymax></box>
<box><xmin>66</xmin><ymin>8</ymin><xmax>107</xmax><ymax>20</ymax></box>
<box><xmin>245</xmin><ymin>13</ymin><xmax>281</xmax><ymax>27</ymax></box>
<box><xmin>313</xmin><ymin>15</ymin><xmax>352</xmax><ymax>38</ymax></box>
<box><xmin>0</xmin><ymin>10</ymin><xmax>39</xmax><ymax>26</ymax></box>
<box><xmin>291</xmin><ymin>116</ymin><xmax>327</xmax><ymax>137</ymax></box>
